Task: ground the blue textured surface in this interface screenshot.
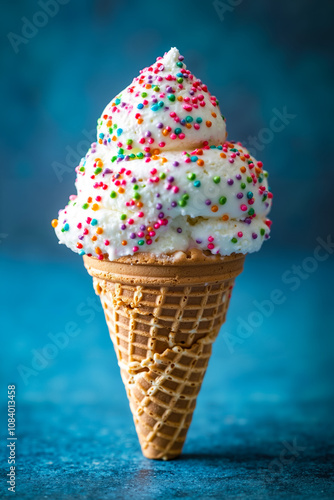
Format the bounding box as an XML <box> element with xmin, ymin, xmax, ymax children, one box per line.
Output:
<box><xmin>1</xmin><ymin>250</ymin><xmax>334</xmax><ymax>498</ymax></box>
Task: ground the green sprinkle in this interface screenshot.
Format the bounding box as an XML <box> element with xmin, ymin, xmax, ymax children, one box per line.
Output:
<box><xmin>182</xmin><ymin>193</ymin><xmax>189</xmax><ymax>200</ymax></box>
<box><xmin>153</xmin><ymin>86</ymin><xmax>160</xmax><ymax>92</ymax></box>
<box><xmin>178</xmin><ymin>199</ymin><xmax>187</xmax><ymax>207</ymax></box>
<box><xmin>196</xmin><ymin>117</ymin><xmax>202</xmax><ymax>123</ymax></box>
<box><xmin>137</xmin><ymin>153</ymin><xmax>144</xmax><ymax>159</ymax></box>
<box><xmin>240</xmin><ymin>182</ymin><xmax>246</xmax><ymax>189</ymax></box>
<box><xmin>213</xmin><ymin>176</ymin><xmax>221</xmax><ymax>184</ymax></box>
<box><xmin>186</xmin><ymin>116</ymin><xmax>193</xmax><ymax>123</ymax></box>
<box><xmin>247</xmin><ymin>176</ymin><xmax>252</xmax><ymax>183</ymax></box>
<box><xmin>258</xmin><ymin>176</ymin><xmax>263</xmax><ymax>183</ymax></box>
<box><xmin>82</xmin><ymin>203</ymin><xmax>89</xmax><ymax>209</ymax></box>
<box><xmin>264</xmin><ymin>171</ymin><xmax>268</xmax><ymax>177</ymax></box>
<box><xmin>110</xmin><ymin>191</ymin><xmax>117</xmax><ymax>199</ymax></box>
<box><xmin>248</xmin><ymin>208</ymin><xmax>255</xmax><ymax>215</ymax></box>
<box><xmin>231</xmin><ymin>237</ymin><xmax>237</xmax><ymax>243</ymax></box>
<box><xmin>175</xmin><ymin>128</ymin><xmax>182</xmax><ymax>135</ymax></box>
<box><xmin>168</xmin><ymin>94</ymin><xmax>175</xmax><ymax>101</ymax></box>
<box><xmin>138</xmin><ymin>240</ymin><xmax>144</xmax><ymax>246</ymax></box>
<box><xmin>118</xmin><ymin>148</ymin><xmax>124</xmax><ymax>154</ymax></box>
<box><xmin>108</xmin><ymin>128</ymin><xmax>113</xmax><ymax>133</ymax></box>
<box><xmin>176</xmin><ymin>62</ymin><xmax>183</xmax><ymax>67</ymax></box>
<box><xmin>79</xmin><ymin>166</ymin><xmax>85</xmax><ymax>172</ymax></box>
<box><xmin>130</xmin><ymin>154</ymin><xmax>136</xmax><ymax>159</ymax></box>
<box><xmin>219</xmin><ymin>196</ymin><xmax>227</xmax><ymax>205</ymax></box>
<box><xmin>133</xmin><ymin>193</ymin><xmax>141</xmax><ymax>200</ymax></box>
<box><xmin>187</xmin><ymin>173</ymin><xmax>196</xmax><ymax>181</ymax></box>
<box><xmin>120</xmin><ymin>214</ymin><xmax>126</xmax><ymax>220</ymax></box>
<box><xmin>159</xmin><ymin>173</ymin><xmax>166</xmax><ymax>179</ymax></box>
<box><xmin>260</xmin><ymin>228</ymin><xmax>265</xmax><ymax>236</ymax></box>
<box><xmin>141</xmin><ymin>92</ymin><xmax>147</xmax><ymax>97</ymax></box>
<box><xmin>111</xmin><ymin>156</ymin><xmax>117</xmax><ymax>162</ymax></box>
<box><xmin>177</xmin><ymin>77</ymin><xmax>183</xmax><ymax>83</ymax></box>
<box><xmin>94</xmin><ymin>167</ymin><xmax>102</xmax><ymax>174</ymax></box>
<box><xmin>133</xmin><ymin>184</ymin><xmax>139</xmax><ymax>190</ymax></box>
<box><xmin>126</xmin><ymin>139</ymin><xmax>133</xmax><ymax>145</ymax></box>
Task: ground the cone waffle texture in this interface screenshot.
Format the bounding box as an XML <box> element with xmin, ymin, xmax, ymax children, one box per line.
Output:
<box><xmin>83</xmin><ymin>250</ymin><xmax>245</xmax><ymax>460</ymax></box>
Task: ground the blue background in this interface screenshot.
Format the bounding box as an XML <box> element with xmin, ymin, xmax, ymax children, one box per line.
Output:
<box><xmin>1</xmin><ymin>0</ymin><xmax>334</xmax><ymax>498</ymax></box>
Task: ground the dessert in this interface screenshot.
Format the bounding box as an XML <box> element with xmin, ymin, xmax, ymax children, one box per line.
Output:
<box><xmin>52</xmin><ymin>47</ymin><xmax>272</xmax><ymax>460</ymax></box>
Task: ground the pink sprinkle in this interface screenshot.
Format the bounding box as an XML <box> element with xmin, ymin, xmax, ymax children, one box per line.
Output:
<box><xmin>170</xmin><ymin>133</ymin><xmax>177</xmax><ymax>140</ymax></box>
<box><xmin>133</xmin><ymin>246</ymin><xmax>139</xmax><ymax>252</ymax></box>
<box><xmin>137</xmin><ymin>232</ymin><xmax>144</xmax><ymax>238</ymax></box>
<box><xmin>138</xmin><ymin>212</ymin><xmax>144</xmax><ymax>218</ymax></box>
<box><xmin>194</xmin><ymin>123</ymin><xmax>200</xmax><ymax>130</ymax></box>
<box><xmin>104</xmin><ymin>240</ymin><xmax>110</xmax><ymax>245</ymax></box>
<box><xmin>170</xmin><ymin>111</ymin><xmax>176</xmax><ymax>117</ymax></box>
<box><xmin>159</xmin><ymin>142</ymin><xmax>165</xmax><ymax>147</ymax></box>
<box><xmin>150</xmin><ymin>168</ymin><xmax>157</xmax><ymax>175</ymax></box>
<box><xmin>98</xmin><ymin>255</ymin><xmax>103</xmax><ymax>260</ymax></box>
<box><xmin>146</xmin><ymin>239</ymin><xmax>152</xmax><ymax>245</ymax></box>
<box><xmin>149</xmin><ymin>231</ymin><xmax>155</xmax><ymax>237</ymax></box>
<box><xmin>207</xmin><ymin>243</ymin><xmax>214</xmax><ymax>250</ymax></box>
<box><xmin>166</xmin><ymin>183</ymin><xmax>172</xmax><ymax>190</ymax></box>
<box><xmin>179</xmin><ymin>133</ymin><xmax>185</xmax><ymax>139</ymax></box>
<box><xmin>208</xmin><ymin>236</ymin><xmax>214</xmax><ymax>242</ymax></box>
<box><xmin>128</xmin><ymin>219</ymin><xmax>134</xmax><ymax>225</ymax></box>
<box><xmin>77</xmin><ymin>223</ymin><xmax>82</xmax><ymax>229</ymax></box>
<box><xmin>183</xmin><ymin>104</ymin><xmax>192</xmax><ymax>112</ymax></box>
<box><xmin>173</xmin><ymin>186</ymin><xmax>179</xmax><ymax>193</ymax></box>
<box><xmin>154</xmin><ymin>223</ymin><xmax>160</xmax><ymax>229</ymax></box>
<box><xmin>237</xmin><ymin>232</ymin><xmax>243</xmax><ymax>238</ymax></box>
<box><xmin>229</xmin><ymin>158</ymin><xmax>234</xmax><ymax>163</ymax></box>
<box><xmin>139</xmin><ymin>138</ymin><xmax>145</xmax><ymax>144</ymax></box>
<box><xmin>240</xmin><ymin>204</ymin><xmax>247</xmax><ymax>211</ymax></box>
<box><xmin>185</xmin><ymin>157</ymin><xmax>191</xmax><ymax>163</ymax></box>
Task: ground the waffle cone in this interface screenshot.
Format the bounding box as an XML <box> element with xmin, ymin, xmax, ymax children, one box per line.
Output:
<box><xmin>83</xmin><ymin>250</ymin><xmax>245</xmax><ymax>460</ymax></box>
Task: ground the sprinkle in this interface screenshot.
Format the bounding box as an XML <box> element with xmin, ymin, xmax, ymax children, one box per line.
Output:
<box><xmin>194</xmin><ymin>180</ymin><xmax>201</xmax><ymax>188</ymax></box>
<box><xmin>219</xmin><ymin>196</ymin><xmax>227</xmax><ymax>205</ymax></box>
<box><xmin>51</xmin><ymin>219</ymin><xmax>58</xmax><ymax>228</ymax></box>
<box><xmin>91</xmin><ymin>219</ymin><xmax>98</xmax><ymax>226</ymax></box>
<box><xmin>213</xmin><ymin>176</ymin><xmax>220</xmax><ymax>184</ymax></box>
<box><xmin>211</xmin><ymin>205</ymin><xmax>218</xmax><ymax>212</ymax></box>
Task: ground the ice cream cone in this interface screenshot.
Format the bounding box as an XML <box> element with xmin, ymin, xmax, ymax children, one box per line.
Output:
<box><xmin>83</xmin><ymin>249</ymin><xmax>245</xmax><ymax>460</ymax></box>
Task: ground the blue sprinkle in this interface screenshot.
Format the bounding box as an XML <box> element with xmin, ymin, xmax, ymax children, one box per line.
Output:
<box><xmin>180</xmin><ymin>119</ymin><xmax>186</xmax><ymax>125</ymax></box>
<box><xmin>217</xmin><ymin>145</ymin><xmax>222</xmax><ymax>150</ymax></box>
<box><xmin>151</xmin><ymin>104</ymin><xmax>159</xmax><ymax>111</ymax></box>
<box><xmin>99</xmin><ymin>133</ymin><xmax>104</xmax><ymax>139</ymax></box>
<box><xmin>137</xmin><ymin>103</ymin><xmax>144</xmax><ymax>109</ymax></box>
<box><xmin>191</xmin><ymin>156</ymin><xmax>198</xmax><ymax>162</ymax></box>
<box><xmin>117</xmin><ymin>154</ymin><xmax>125</xmax><ymax>159</ymax></box>
<box><xmin>117</xmin><ymin>128</ymin><xmax>123</xmax><ymax>136</ymax></box>
<box><xmin>194</xmin><ymin>180</ymin><xmax>201</xmax><ymax>188</ymax></box>
<box><xmin>79</xmin><ymin>250</ymin><xmax>85</xmax><ymax>256</ymax></box>
<box><xmin>91</xmin><ymin>219</ymin><xmax>98</xmax><ymax>226</ymax></box>
<box><xmin>62</xmin><ymin>223</ymin><xmax>69</xmax><ymax>232</ymax></box>
<box><xmin>158</xmin><ymin>101</ymin><xmax>164</xmax><ymax>107</ymax></box>
<box><xmin>196</xmin><ymin>117</ymin><xmax>202</xmax><ymax>123</ymax></box>
<box><xmin>176</xmin><ymin>72</ymin><xmax>183</xmax><ymax>77</ymax></box>
<box><xmin>107</xmin><ymin>138</ymin><xmax>111</xmax><ymax>142</ymax></box>
<box><xmin>115</xmin><ymin>98</ymin><xmax>121</xmax><ymax>105</ymax></box>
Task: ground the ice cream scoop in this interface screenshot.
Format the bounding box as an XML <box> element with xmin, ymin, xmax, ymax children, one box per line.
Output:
<box><xmin>53</xmin><ymin>48</ymin><xmax>272</xmax><ymax>260</ymax></box>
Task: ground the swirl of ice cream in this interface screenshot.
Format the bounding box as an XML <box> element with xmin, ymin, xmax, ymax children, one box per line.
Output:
<box><xmin>53</xmin><ymin>48</ymin><xmax>273</xmax><ymax>261</ymax></box>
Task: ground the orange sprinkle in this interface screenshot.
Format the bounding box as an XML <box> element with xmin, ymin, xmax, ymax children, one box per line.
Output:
<box><xmin>106</xmin><ymin>120</ymin><xmax>112</xmax><ymax>127</ymax></box>
<box><xmin>136</xmin><ymin>202</ymin><xmax>143</xmax><ymax>208</ymax></box>
<box><xmin>98</xmin><ymin>139</ymin><xmax>102</xmax><ymax>144</ymax></box>
<box><xmin>162</xmin><ymin>129</ymin><xmax>169</xmax><ymax>136</ymax></box>
<box><xmin>87</xmin><ymin>197</ymin><xmax>92</xmax><ymax>203</ymax></box>
<box><xmin>240</xmin><ymin>166</ymin><xmax>246</xmax><ymax>173</ymax></box>
<box><xmin>121</xmin><ymin>240</ymin><xmax>127</xmax><ymax>246</ymax></box>
<box><xmin>222</xmin><ymin>214</ymin><xmax>229</xmax><ymax>221</ymax></box>
<box><xmin>186</xmin><ymin>123</ymin><xmax>192</xmax><ymax>129</ymax></box>
<box><xmin>152</xmin><ymin>149</ymin><xmax>161</xmax><ymax>155</ymax></box>
<box><xmin>197</xmin><ymin>159</ymin><xmax>204</xmax><ymax>167</ymax></box>
<box><xmin>145</xmin><ymin>84</ymin><xmax>151</xmax><ymax>89</ymax></box>
<box><xmin>211</xmin><ymin>205</ymin><xmax>218</xmax><ymax>212</ymax></box>
<box><xmin>152</xmin><ymin>155</ymin><xmax>159</xmax><ymax>160</ymax></box>
<box><xmin>95</xmin><ymin>246</ymin><xmax>102</xmax><ymax>254</ymax></box>
<box><xmin>96</xmin><ymin>159</ymin><xmax>103</xmax><ymax>168</ymax></box>
<box><xmin>92</xmin><ymin>204</ymin><xmax>99</xmax><ymax>211</ymax></box>
<box><xmin>118</xmin><ymin>187</ymin><xmax>125</xmax><ymax>194</ymax></box>
<box><xmin>145</xmin><ymin>234</ymin><xmax>150</xmax><ymax>239</ymax></box>
<box><xmin>112</xmin><ymin>136</ymin><xmax>117</xmax><ymax>141</ymax></box>
<box><xmin>240</xmin><ymin>156</ymin><xmax>245</xmax><ymax>161</ymax></box>
<box><xmin>147</xmin><ymin>227</ymin><xmax>153</xmax><ymax>232</ymax></box>
<box><xmin>91</xmin><ymin>235</ymin><xmax>97</xmax><ymax>241</ymax></box>
<box><xmin>161</xmin><ymin>157</ymin><xmax>167</xmax><ymax>163</ymax></box>
<box><xmin>211</xmin><ymin>112</ymin><xmax>217</xmax><ymax>118</ymax></box>
<box><xmin>51</xmin><ymin>219</ymin><xmax>58</xmax><ymax>228</ymax></box>
<box><xmin>220</xmin><ymin>152</ymin><xmax>226</xmax><ymax>159</ymax></box>
<box><xmin>137</xmin><ymin>118</ymin><xmax>143</xmax><ymax>124</ymax></box>
<box><xmin>206</xmin><ymin>121</ymin><xmax>212</xmax><ymax>127</ymax></box>
<box><xmin>96</xmin><ymin>227</ymin><xmax>103</xmax><ymax>235</ymax></box>
<box><xmin>197</xmin><ymin>149</ymin><xmax>203</xmax><ymax>155</ymax></box>
<box><xmin>255</xmin><ymin>167</ymin><xmax>262</xmax><ymax>174</ymax></box>
<box><xmin>177</xmin><ymin>96</ymin><xmax>183</xmax><ymax>101</ymax></box>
